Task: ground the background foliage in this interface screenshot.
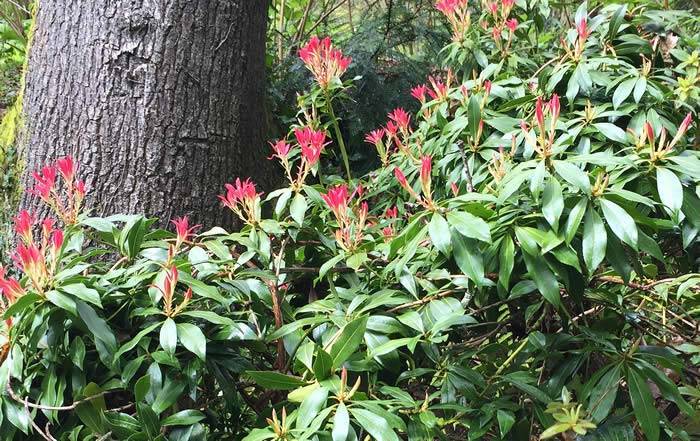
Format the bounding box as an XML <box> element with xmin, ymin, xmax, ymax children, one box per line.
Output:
<box><xmin>0</xmin><ymin>0</ymin><xmax>699</xmax><ymax>440</ymax></box>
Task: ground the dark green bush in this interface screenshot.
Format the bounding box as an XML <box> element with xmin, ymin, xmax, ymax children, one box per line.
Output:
<box><xmin>0</xmin><ymin>1</ymin><xmax>699</xmax><ymax>440</ymax></box>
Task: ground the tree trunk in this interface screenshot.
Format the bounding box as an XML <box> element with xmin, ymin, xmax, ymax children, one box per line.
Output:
<box><xmin>19</xmin><ymin>0</ymin><xmax>275</xmax><ymax>227</ymax></box>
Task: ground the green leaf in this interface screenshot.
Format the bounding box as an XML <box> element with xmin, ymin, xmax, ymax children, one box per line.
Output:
<box><xmin>627</xmin><ymin>367</ymin><xmax>660</xmax><ymax>441</ymax></box>
<box><xmin>246</xmin><ymin>371</ymin><xmax>307</xmax><ymax>390</ymax></box>
<box><xmin>468</xmin><ymin>95</ymin><xmax>481</xmax><ymax>140</ymax></box>
<box><xmin>583</xmin><ymin>208</ymin><xmax>607</xmax><ymax>273</ymax></box>
<box><xmin>553</xmin><ymin>160</ymin><xmax>591</xmax><ymax>194</ymax></box>
<box><xmin>152</xmin><ymin>377</ymin><xmax>186</xmax><ymax>414</ymax></box>
<box><xmin>502</xmin><ymin>372</ymin><xmax>552</xmax><ymax>403</ymax></box>
<box><xmin>633</xmin><ymin>77</ymin><xmax>646</xmax><ymax>103</ymax></box>
<box><xmin>446</xmin><ymin>211</ymin><xmax>491</xmax><ymax>242</ymax></box>
<box><xmin>137</xmin><ymin>402</ymin><xmax>161</xmax><ymax>439</ymax></box>
<box><xmin>77</xmin><ymin>301</ymin><xmax>117</xmax><ymax>353</ymax></box>
<box><xmin>75</xmin><ymin>383</ymin><xmax>106</xmax><ymax>434</ymax></box>
<box><xmin>428</xmin><ymin>213</ymin><xmax>451</xmax><ymax>255</ymax></box>
<box><xmin>320</xmin><ymin>254</ymin><xmax>345</xmax><ymax>279</ymax></box>
<box><xmin>267</xmin><ymin>316</ymin><xmax>326</xmax><ymax>341</ymax></box>
<box><xmin>176</xmin><ymin>323</ymin><xmax>206</xmax><ymax>361</ymax></box>
<box><xmin>46</xmin><ymin>290</ymin><xmax>77</xmax><ymax>315</ymax></box>
<box><xmin>522</xmin><ymin>252</ymin><xmax>561</xmax><ymax>307</ymax></box>
<box><xmin>113</xmin><ymin>322</ymin><xmax>161</xmax><ymax>361</ymax></box>
<box><xmin>242</xmin><ymin>428</ymin><xmax>276</xmax><ymax>441</ymax></box>
<box><xmin>3</xmin><ymin>292</ymin><xmax>41</xmax><ymax>318</ymax></box>
<box><xmin>452</xmin><ymin>232</ymin><xmax>484</xmax><ymax>284</ymax></box>
<box><xmin>180</xmin><ymin>310</ymin><xmax>236</xmax><ymax>326</ymax></box>
<box><xmin>593</xmin><ymin>123</ymin><xmax>627</xmax><ymax>143</ymax></box>
<box><xmin>298</xmin><ymin>386</ymin><xmax>328</xmax><ymax>429</ymax></box>
<box><xmin>589</xmin><ymin>364</ymin><xmax>621</xmax><ymax>422</ymax></box>
<box><xmin>313</xmin><ymin>348</ymin><xmax>333</xmax><ymax>380</ymax></box>
<box><xmin>60</xmin><ymin>283</ymin><xmax>102</xmax><ymax>308</ymax></box>
<box><xmin>608</xmin><ymin>4</ymin><xmax>627</xmax><ymax>40</ymax></box>
<box><xmin>290</xmin><ymin>192</ymin><xmax>308</xmax><ymax>225</ymax></box>
<box><xmin>161</xmin><ymin>410</ymin><xmax>205</xmax><ymax>426</ymax></box>
<box><xmin>368</xmin><ymin>337</ymin><xmax>418</xmax><ymax>358</ymax></box>
<box><xmin>134</xmin><ymin>374</ymin><xmax>151</xmax><ymax>402</ymax></box>
<box><xmin>612</xmin><ymin>78</ymin><xmax>636</xmax><ymax>109</ymax></box>
<box><xmin>600</xmin><ymin>199</ymin><xmax>638</xmax><ymax>250</ymax></box>
<box><xmin>327</xmin><ymin>316</ymin><xmax>368</xmax><ymax>369</ymax></box>
<box><xmin>159</xmin><ymin>319</ymin><xmax>177</xmax><ymax>355</ymax></box>
<box><xmin>349</xmin><ymin>408</ymin><xmax>399</xmax><ymax>441</ymax></box>
<box><xmin>497</xmin><ymin>409</ymin><xmax>515</xmax><ymax>437</ymax></box>
<box><xmin>3</xmin><ymin>401</ymin><xmax>30</xmax><ymax>434</ymax></box>
<box><xmin>542</xmin><ymin>178</ymin><xmax>564</xmax><ymax>230</ymax></box>
<box><xmin>333</xmin><ymin>402</ymin><xmax>350</xmax><ymax>441</ymax></box>
<box><xmin>565</xmin><ymin>198</ymin><xmax>587</xmax><ymax>244</ymax></box>
<box><xmin>498</xmin><ymin>235</ymin><xmax>515</xmax><ymax>291</ymax></box>
<box><xmin>656</xmin><ymin>167</ymin><xmax>683</xmax><ymax>216</ymax></box>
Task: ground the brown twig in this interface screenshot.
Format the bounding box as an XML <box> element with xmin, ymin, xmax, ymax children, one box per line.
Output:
<box><xmin>7</xmin><ymin>383</ymin><xmax>107</xmax><ymax>411</ymax></box>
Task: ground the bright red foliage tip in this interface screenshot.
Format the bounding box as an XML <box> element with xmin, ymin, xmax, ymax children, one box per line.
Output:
<box><xmin>385</xmin><ymin>121</ymin><xmax>399</xmax><ymax>138</ymax></box>
<box><xmin>411</xmin><ymin>84</ymin><xmax>428</xmax><ymax>102</ymax></box>
<box><xmin>321</xmin><ymin>185</ymin><xmax>349</xmax><ymax>220</ymax></box>
<box><xmin>294</xmin><ymin>127</ymin><xmax>327</xmax><ymax>166</ymax></box>
<box><xmin>576</xmin><ymin>17</ymin><xmax>589</xmax><ymax>41</ymax></box>
<box><xmin>365</xmin><ymin>128</ymin><xmax>385</xmax><ymax>146</ymax></box>
<box><xmin>299</xmin><ymin>36</ymin><xmax>352</xmax><ymax>89</ymax></box>
<box><xmin>51</xmin><ymin>229</ymin><xmax>64</xmax><ymax>254</ymax></box>
<box><xmin>420</xmin><ymin>155</ymin><xmax>432</xmax><ymax>188</ymax></box>
<box><xmin>506</xmin><ymin>18</ymin><xmax>518</xmax><ymax>32</ymax></box>
<box><xmin>56</xmin><ymin>156</ymin><xmax>76</xmax><ymax>183</ymax></box>
<box><xmin>679</xmin><ymin>112</ymin><xmax>693</xmax><ymax>134</ymax></box>
<box><xmin>644</xmin><ymin>122</ymin><xmax>655</xmax><ymax>142</ymax></box>
<box><xmin>269</xmin><ymin>139</ymin><xmax>292</xmax><ymax>160</ymax></box>
<box><xmin>31</xmin><ymin>166</ymin><xmax>57</xmax><ymax>202</ymax></box>
<box><xmin>0</xmin><ymin>266</ymin><xmax>25</xmax><ymax>303</ymax></box>
<box><xmin>14</xmin><ymin>210</ymin><xmax>35</xmax><ymax>244</ymax></box>
<box><xmin>488</xmin><ymin>2</ymin><xmax>498</xmax><ymax>15</ymax></box>
<box><xmin>171</xmin><ymin>216</ymin><xmax>200</xmax><ymax>248</ymax></box>
<box><xmin>219</xmin><ymin>178</ymin><xmax>262</xmax><ymax>224</ymax></box>
<box><xmin>435</xmin><ymin>0</ymin><xmax>467</xmax><ymax>15</ymax></box>
<box><xmin>549</xmin><ymin>94</ymin><xmax>560</xmax><ymax>121</ymax></box>
<box><xmin>384</xmin><ymin>206</ymin><xmax>398</xmax><ymax>219</ymax></box>
<box><xmin>220</xmin><ymin>178</ymin><xmax>260</xmax><ymax>207</ymax></box>
<box><xmin>394</xmin><ymin>167</ymin><xmax>409</xmax><ymax>190</ymax></box>
<box><xmin>501</xmin><ymin>0</ymin><xmax>515</xmax><ymax>15</ymax></box>
<box><xmin>428</xmin><ymin>76</ymin><xmax>448</xmax><ymax>101</ymax></box>
<box><xmin>388</xmin><ymin>108</ymin><xmax>411</xmax><ymax>132</ymax></box>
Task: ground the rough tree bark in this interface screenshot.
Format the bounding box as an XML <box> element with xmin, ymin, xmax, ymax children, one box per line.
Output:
<box><xmin>19</xmin><ymin>0</ymin><xmax>275</xmax><ymax>226</ymax></box>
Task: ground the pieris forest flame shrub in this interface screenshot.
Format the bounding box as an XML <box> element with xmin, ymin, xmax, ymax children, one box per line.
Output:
<box><xmin>0</xmin><ymin>1</ymin><xmax>699</xmax><ymax>440</ymax></box>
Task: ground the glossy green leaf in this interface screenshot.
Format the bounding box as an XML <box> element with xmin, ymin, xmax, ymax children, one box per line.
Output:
<box><xmin>159</xmin><ymin>318</ymin><xmax>177</xmax><ymax>355</ymax></box>
<box><xmin>297</xmin><ymin>386</ymin><xmax>328</xmax><ymax>429</ymax></box>
<box><xmin>656</xmin><ymin>167</ymin><xmax>683</xmax><ymax>216</ymax></box>
<box><xmin>428</xmin><ymin>213</ymin><xmax>451</xmax><ymax>255</ymax></box>
<box><xmin>333</xmin><ymin>402</ymin><xmax>350</xmax><ymax>441</ymax></box>
<box><xmin>593</xmin><ymin>123</ymin><xmax>627</xmax><ymax>143</ymax></box>
<box><xmin>542</xmin><ymin>178</ymin><xmax>564</xmax><ymax>230</ymax></box>
<box><xmin>452</xmin><ymin>232</ymin><xmax>484</xmax><ymax>284</ymax></box>
<box><xmin>600</xmin><ymin>199</ymin><xmax>638</xmax><ymax>250</ymax></box>
<box><xmin>612</xmin><ymin>78</ymin><xmax>635</xmax><ymax>109</ymax></box>
<box><xmin>176</xmin><ymin>323</ymin><xmax>206</xmax><ymax>361</ymax></box>
<box><xmin>583</xmin><ymin>208</ymin><xmax>607</xmax><ymax>273</ymax></box>
<box><xmin>327</xmin><ymin>316</ymin><xmax>368</xmax><ymax>369</ymax></box>
<box><xmin>627</xmin><ymin>367</ymin><xmax>660</xmax><ymax>441</ymax></box>
<box><xmin>246</xmin><ymin>371</ymin><xmax>307</xmax><ymax>390</ymax></box>
<box><xmin>522</xmin><ymin>252</ymin><xmax>561</xmax><ymax>307</ymax></box>
<box><xmin>446</xmin><ymin>211</ymin><xmax>491</xmax><ymax>242</ymax></box>
<box><xmin>349</xmin><ymin>408</ymin><xmax>399</xmax><ymax>441</ymax></box>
